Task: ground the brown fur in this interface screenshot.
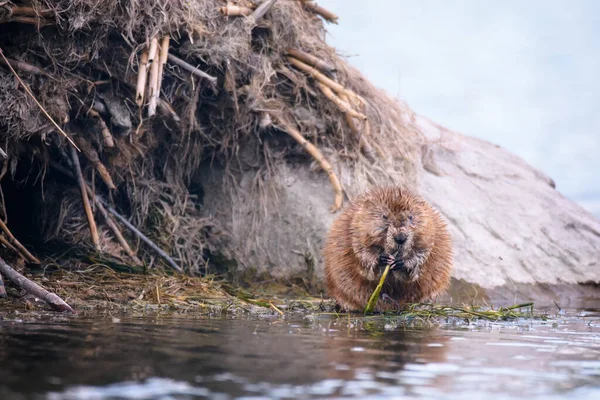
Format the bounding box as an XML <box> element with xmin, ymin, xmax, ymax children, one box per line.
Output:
<box><xmin>323</xmin><ymin>186</ymin><xmax>453</xmax><ymax>312</ymax></box>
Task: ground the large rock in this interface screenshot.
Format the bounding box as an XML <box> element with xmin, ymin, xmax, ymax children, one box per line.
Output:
<box><xmin>199</xmin><ymin>111</ymin><xmax>600</xmax><ymax>307</ymax></box>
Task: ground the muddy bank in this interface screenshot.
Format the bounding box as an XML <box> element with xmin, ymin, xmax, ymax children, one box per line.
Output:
<box><xmin>0</xmin><ymin>265</ymin><xmax>336</xmax><ymax>316</ymax></box>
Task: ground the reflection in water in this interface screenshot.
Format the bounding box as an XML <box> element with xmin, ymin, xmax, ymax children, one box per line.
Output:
<box><xmin>0</xmin><ymin>310</ymin><xmax>598</xmax><ymax>399</ymax></box>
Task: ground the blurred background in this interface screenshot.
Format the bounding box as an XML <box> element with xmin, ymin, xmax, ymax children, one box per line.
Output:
<box><xmin>321</xmin><ymin>0</ymin><xmax>600</xmax><ymax>217</ymax></box>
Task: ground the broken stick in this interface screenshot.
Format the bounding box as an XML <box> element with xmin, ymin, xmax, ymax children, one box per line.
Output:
<box><xmin>0</xmin><ymin>233</ymin><xmax>20</xmax><ymax>255</ymax></box>
<box><xmin>276</xmin><ymin>117</ymin><xmax>343</xmax><ymax>212</ymax></box>
<box><xmin>153</xmin><ymin>35</ymin><xmax>170</xmax><ymax>116</ymax></box>
<box><xmin>0</xmin><ymin>257</ymin><xmax>75</xmax><ymax>313</ymax></box>
<box><xmin>158</xmin><ymin>99</ymin><xmax>181</xmax><ymax>122</ymax></box>
<box><xmin>102</xmin><ymin>203</ymin><xmax>183</xmax><ymax>273</ymax></box>
<box><xmin>135</xmin><ymin>49</ymin><xmax>149</xmax><ymax>106</ymax></box>
<box><xmin>219</xmin><ymin>4</ymin><xmax>254</xmax><ymax>17</ymax></box>
<box><xmin>8</xmin><ymin>5</ymin><xmax>54</xmax><ymax>19</ymax></box>
<box><xmin>167</xmin><ymin>53</ymin><xmax>217</xmax><ymax>84</ymax></box>
<box><xmin>316</xmin><ymin>82</ymin><xmax>367</xmax><ymax>120</ymax></box>
<box><xmin>0</xmin><ymin>57</ymin><xmax>49</xmax><ymax>77</ymax></box>
<box><xmin>251</xmin><ymin>0</ymin><xmax>278</xmax><ymax>23</ymax></box>
<box><xmin>338</xmin><ymin>93</ymin><xmax>382</xmax><ymax>161</ymax></box>
<box><xmin>85</xmin><ymin>106</ymin><xmax>114</xmax><ymax>147</ymax></box>
<box><xmin>147</xmin><ymin>37</ymin><xmax>160</xmax><ymax>117</ymax></box>
<box><xmin>73</xmin><ymin>136</ymin><xmax>116</xmax><ymax>190</ymax></box>
<box><xmin>287</xmin><ymin>56</ymin><xmax>364</xmax><ymax>107</ymax></box>
<box><xmin>69</xmin><ymin>145</ymin><xmax>100</xmax><ymax>250</ymax></box>
<box><xmin>301</xmin><ymin>1</ymin><xmax>339</xmax><ymax>24</ymax></box>
<box><xmin>343</xmin><ymin>113</ymin><xmax>377</xmax><ymax>162</ymax></box>
<box><xmin>85</xmin><ymin>186</ymin><xmax>141</xmax><ymax>264</ymax></box>
<box><xmin>286</xmin><ymin>48</ymin><xmax>336</xmax><ymax>76</ymax></box>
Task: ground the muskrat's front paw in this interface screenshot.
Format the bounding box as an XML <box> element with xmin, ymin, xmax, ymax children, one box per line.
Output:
<box><xmin>389</xmin><ymin>256</ymin><xmax>405</xmax><ymax>271</ymax></box>
<box><xmin>378</xmin><ymin>253</ymin><xmax>395</xmax><ymax>267</ymax></box>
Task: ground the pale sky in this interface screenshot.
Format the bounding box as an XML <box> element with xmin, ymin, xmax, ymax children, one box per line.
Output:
<box><xmin>321</xmin><ymin>0</ymin><xmax>600</xmax><ymax>217</ymax></box>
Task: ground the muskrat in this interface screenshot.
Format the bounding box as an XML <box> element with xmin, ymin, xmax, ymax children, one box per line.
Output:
<box><xmin>323</xmin><ymin>186</ymin><xmax>453</xmax><ymax>312</ymax></box>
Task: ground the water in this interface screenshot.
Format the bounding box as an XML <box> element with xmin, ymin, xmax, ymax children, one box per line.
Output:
<box><xmin>0</xmin><ymin>309</ymin><xmax>599</xmax><ymax>399</ymax></box>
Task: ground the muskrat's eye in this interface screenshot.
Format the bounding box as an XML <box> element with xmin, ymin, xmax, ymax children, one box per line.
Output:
<box><xmin>408</xmin><ymin>214</ymin><xmax>414</xmax><ymax>222</ymax></box>
<box><xmin>382</xmin><ymin>214</ymin><xmax>388</xmax><ymax>221</ymax></box>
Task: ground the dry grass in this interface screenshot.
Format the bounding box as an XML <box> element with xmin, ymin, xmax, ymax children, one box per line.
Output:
<box><xmin>311</xmin><ymin>302</ymin><xmax>542</xmax><ymax>329</ymax></box>
<box><xmin>0</xmin><ymin>261</ymin><xmax>337</xmax><ymax>315</ymax></box>
<box><xmin>0</xmin><ymin>0</ymin><xmax>424</xmax><ymax>279</ymax></box>
<box><xmin>0</xmin><ymin>263</ymin><xmax>258</xmax><ymax>314</ymax></box>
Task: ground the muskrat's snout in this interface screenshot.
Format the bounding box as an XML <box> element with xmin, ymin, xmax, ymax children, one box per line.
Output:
<box><xmin>386</xmin><ymin>226</ymin><xmax>412</xmax><ymax>254</ymax></box>
<box><xmin>394</xmin><ymin>232</ymin><xmax>407</xmax><ymax>245</ymax></box>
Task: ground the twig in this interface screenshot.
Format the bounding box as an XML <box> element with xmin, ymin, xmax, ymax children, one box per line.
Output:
<box><xmin>135</xmin><ymin>49</ymin><xmax>149</xmax><ymax>106</ymax></box>
<box><xmin>154</xmin><ymin>35</ymin><xmax>170</xmax><ymax>114</ymax></box>
<box><xmin>0</xmin><ymin>257</ymin><xmax>75</xmax><ymax>313</ymax></box>
<box><xmin>158</xmin><ymin>36</ymin><xmax>170</xmax><ymax>84</ymax></box>
<box><xmin>0</xmin><ymin>272</ymin><xmax>6</xmax><ymax>298</ymax></box>
<box><xmin>158</xmin><ymin>99</ymin><xmax>180</xmax><ymax>122</ymax></box>
<box><xmin>9</xmin><ymin>6</ymin><xmax>54</xmax><ymax>18</ymax></box>
<box><xmin>287</xmin><ymin>56</ymin><xmax>363</xmax><ymax>107</ymax></box>
<box><xmin>148</xmin><ymin>37</ymin><xmax>159</xmax><ymax>64</ymax></box>
<box><xmin>0</xmin><ymin>57</ymin><xmax>48</xmax><ymax>76</ymax></box>
<box><xmin>0</xmin><ymin>46</ymin><xmax>79</xmax><ymax>150</ymax></box>
<box><xmin>270</xmin><ymin>301</ymin><xmax>284</xmax><ymax>316</ymax></box>
<box><xmin>103</xmin><ymin>203</ymin><xmax>183</xmax><ymax>273</ymax></box>
<box><xmin>73</xmin><ymin>136</ymin><xmax>116</xmax><ymax>190</ymax></box>
<box><xmin>219</xmin><ymin>4</ymin><xmax>254</xmax><ymax>17</ymax></box>
<box><xmin>275</xmin><ymin>117</ymin><xmax>343</xmax><ymax>212</ymax></box>
<box><xmin>0</xmin><ymin>233</ymin><xmax>19</xmax><ymax>254</ymax></box>
<box><xmin>251</xmin><ymin>0</ymin><xmax>278</xmax><ymax>23</ymax></box>
<box><xmin>85</xmin><ymin>186</ymin><xmax>141</xmax><ymax>264</ymax></box>
<box><xmin>361</xmin><ymin>120</ymin><xmax>383</xmax><ymax>160</ymax></box>
<box><xmin>344</xmin><ymin>114</ymin><xmax>376</xmax><ymax>162</ymax></box>
<box><xmin>286</xmin><ymin>48</ymin><xmax>336</xmax><ymax>76</ymax></box>
<box><xmin>355</xmin><ymin>111</ymin><xmax>383</xmax><ymax>158</ymax></box>
<box><xmin>147</xmin><ymin>37</ymin><xmax>160</xmax><ymax>116</ymax></box>
<box><xmin>70</xmin><ymin>145</ymin><xmax>100</xmax><ymax>250</ymax></box>
<box><xmin>167</xmin><ymin>53</ymin><xmax>217</xmax><ymax>84</ymax></box>
<box><xmin>0</xmin><ymin>220</ymin><xmax>40</xmax><ymax>264</ymax></box>
<box><xmin>86</xmin><ymin>107</ymin><xmax>114</xmax><ymax>148</ymax></box>
<box><xmin>338</xmin><ymin>93</ymin><xmax>382</xmax><ymax>160</ymax></box>
<box><xmin>553</xmin><ymin>300</ymin><xmax>561</xmax><ymax>312</ymax></box>
<box><xmin>301</xmin><ymin>1</ymin><xmax>339</xmax><ymax>24</ymax></box>
<box><xmin>316</xmin><ymin>82</ymin><xmax>366</xmax><ymax>120</ymax></box>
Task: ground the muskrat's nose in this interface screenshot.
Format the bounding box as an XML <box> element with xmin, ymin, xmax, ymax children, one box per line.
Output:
<box><xmin>394</xmin><ymin>232</ymin><xmax>407</xmax><ymax>245</ymax></box>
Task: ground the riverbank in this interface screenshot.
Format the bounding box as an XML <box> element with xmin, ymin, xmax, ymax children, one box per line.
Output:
<box><xmin>0</xmin><ymin>265</ymin><xmax>550</xmax><ymax>329</ymax></box>
<box><xmin>0</xmin><ymin>265</ymin><xmax>334</xmax><ymax>316</ymax></box>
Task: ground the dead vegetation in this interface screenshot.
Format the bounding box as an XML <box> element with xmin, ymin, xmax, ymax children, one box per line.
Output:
<box><xmin>0</xmin><ymin>0</ymin><xmax>424</xmax><ymax>312</ymax></box>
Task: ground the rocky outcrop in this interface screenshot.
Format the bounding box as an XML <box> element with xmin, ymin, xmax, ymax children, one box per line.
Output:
<box><xmin>415</xmin><ymin>116</ymin><xmax>600</xmax><ymax>307</ymax></box>
<box><xmin>200</xmin><ymin>109</ymin><xmax>600</xmax><ymax>307</ymax></box>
